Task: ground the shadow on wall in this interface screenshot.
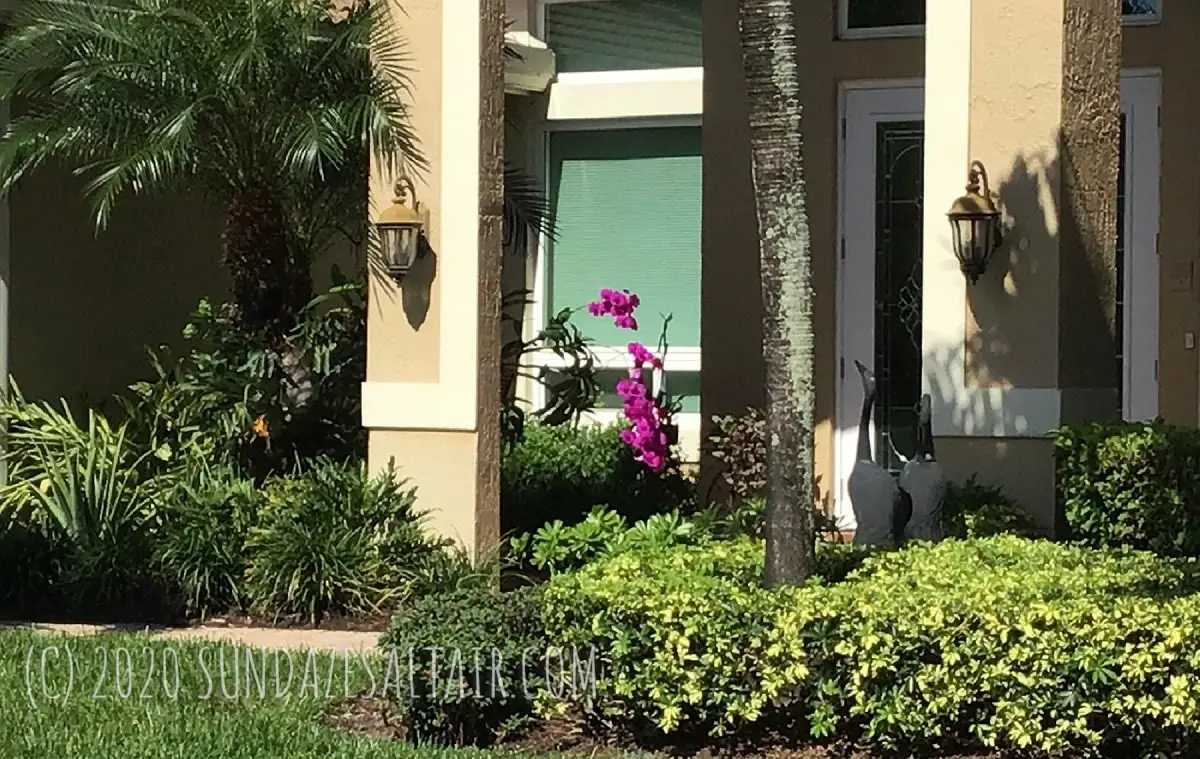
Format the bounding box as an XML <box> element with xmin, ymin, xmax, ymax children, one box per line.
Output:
<box><xmin>924</xmin><ymin>139</ymin><xmax>1117</xmax><ymax>534</ymax></box>
<box><xmin>9</xmin><ymin>165</ymin><xmax>227</xmax><ymax>407</ymax></box>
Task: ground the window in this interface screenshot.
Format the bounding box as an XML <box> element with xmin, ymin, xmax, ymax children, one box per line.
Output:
<box><xmin>1123</xmin><ymin>0</ymin><xmax>1161</xmax><ymax>22</ymax></box>
<box><xmin>844</xmin><ymin>0</ymin><xmax>923</xmax><ymax>32</ymax></box>
<box><xmin>534</xmin><ymin>124</ymin><xmax>703</xmax><ymax>454</ymax></box>
<box><xmin>841</xmin><ymin>0</ymin><xmax>1160</xmax><ymax>38</ymax></box>
<box><xmin>544</xmin><ymin>0</ymin><xmax>702</xmax><ymax>73</ymax></box>
<box><xmin>547</xmin><ymin>127</ymin><xmax>701</xmax><ymax>349</ymax></box>
<box><xmin>532</xmin><ymin>0</ymin><xmax>704</xmax><ymax>460</ymax></box>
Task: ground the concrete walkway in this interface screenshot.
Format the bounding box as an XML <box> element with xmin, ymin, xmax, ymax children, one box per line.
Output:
<box><xmin>1</xmin><ymin>621</ymin><xmax>381</xmax><ymax>652</ymax></box>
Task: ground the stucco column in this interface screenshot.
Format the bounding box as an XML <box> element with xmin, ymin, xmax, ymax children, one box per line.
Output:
<box><xmin>922</xmin><ymin>0</ymin><xmax>1121</xmax><ymax>527</ymax></box>
<box><xmin>363</xmin><ymin>0</ymin><xmax>502</xmax><ymax>558</ymax></box>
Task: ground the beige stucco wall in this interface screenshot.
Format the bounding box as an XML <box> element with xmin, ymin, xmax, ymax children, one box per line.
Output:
<box><xmin>364</xmin><ymin>0</ymin><xmax>500</xmax><ymax>556</ymax></box>
<box><xmin>965</xmin><ymin>0</ymin><xmax>1066</xmax><ymax>389</ymax></box>
<box><xmin>700</xmin><ymin>0</ymin><xmax>921</xmax><ymax>511</ymax></box>
<box><xmin>8</xmin><ymin>169</ymin><xmax>360</xmax><ymax>409</ymax></box>
<box><xmin>702</xmin><ymin>0</ymin><xmax>1182</xmax><ymax>523</ymax></box>
<box><xmin>8</xmin><ymin>167</ymin><xmax>227</xmax><ymax>405</ymax></box>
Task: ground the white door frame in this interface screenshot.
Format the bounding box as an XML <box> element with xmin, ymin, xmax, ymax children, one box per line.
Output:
<box><xmin>835</xmin><ymin>81</ymin><xmax>923</xmax><ymax>530</ymax></box>
<box><xmin>1121</xmin><ymin>69</ymin><xmax>1161</xmax><ymax>422</ymax></box>
<box><xmin>835</xmin><ymin>72</ymin><xmax>1161</xmax><ymax>527</ymax></box>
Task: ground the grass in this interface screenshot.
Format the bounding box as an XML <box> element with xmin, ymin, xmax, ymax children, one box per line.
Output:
<box><xmin>0</xmin><ymin>630</ymin><xmax>542</xmax><ymax>759</ymax></box>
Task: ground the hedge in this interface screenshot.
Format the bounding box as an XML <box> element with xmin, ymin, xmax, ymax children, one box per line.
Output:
<box><xmin>541</xmin><ymin>537</ymin><xmax>1200</xmax><ymax>756</ymax></box>
<box><xmin>1057</xmin><ymin>420</ymin><xmax>1200</xmax><ymax>556</ymax></box>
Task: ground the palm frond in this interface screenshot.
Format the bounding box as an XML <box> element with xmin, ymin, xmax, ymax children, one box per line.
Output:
<box><xmin>503</xmin><ymin>162</ymin><xmax>555</xmax><ymax>255</ymax></box>
<box><xmin>0</xmin><ymin>0</ymin><xmax>422</xmax><ymax>259</ymax></box>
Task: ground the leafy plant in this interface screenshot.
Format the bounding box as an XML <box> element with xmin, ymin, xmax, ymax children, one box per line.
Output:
<box><xmin>153</xmin><ymin>462</ymin><xmax>261</xmax><ymax>618</ymax></box>
<box><xmin>500</xmin><ymin>289</ymin><xmax>598</xmax><ymax>444</ymax></box>
<box><xmin>943</xmin><ymin>474</ymin><xmax>1039</xmax><ymax>539</ymax></box>
<box><xmin>244</xmin><ymin>459</ymin><xmax>429</xmax><ymax>624</ymax></box>
<box><xmin>0</xmin><ymin>520</ymin><xmax>66</xmax><ymax>614</ymax></box>
<box><xmin>501</xmin><ymin>421</ymin><xmax>693</xmax><ymax>536</ymax></box>
<box><xmin>120</xmin><ymin>279</ymin><xmax>367</xmax><ymax>480</ymax></box>
<box><xmin>1057</xmin><ymin>420</ymin><xmax>1200</xmax><ymax>556</ymax></box>
<box><xmin>508</xmin><ymin>505</ymin><xmax>705</xmax><ymax>575</ymax></box>
<box><xmin>381</xmin><ymin>585</ymin><xmax>547</xmax><ymax>745</ymax></box>
<box><xmin>705</xmin><ymin>407</ymin><xmax>769</xmax><ymax>504</ymax></box>
<box><xmin>0</xmin><ymin>388</ymin><xmax>164</xmax><ymax>609</ymax></box>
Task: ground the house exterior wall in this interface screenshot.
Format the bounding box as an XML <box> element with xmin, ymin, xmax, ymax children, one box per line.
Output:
<box><xmin>364</xmin><ymin>0</ymin><xmax>502</xmax><ymax>556</ymax></box>
<box><xmin>1124</xmin><ymin>12</ymin><xmax>1200</xmax><ymax>426</ymax></box>
<box><xmin>700</xmin><ymin>0</ymin><xmax>921</xmax><ymax>512</ymax></box>
<box><xmin>8</xmin><ymin>168</ymin><xmax>227</xmax><ymax>406</ymax></box>
<box><xmin>702</xmin><ymin>0</ymin><xmax>1181</xmax><ymax>529</ymax></box>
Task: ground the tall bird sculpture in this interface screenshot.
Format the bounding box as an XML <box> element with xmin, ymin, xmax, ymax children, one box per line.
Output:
<box><xmin>898</xmin><ymin>394</ymin><xmax>947</xmax><ymax>541</ymax></box>
<box><xmin>848</xmin><ymin>361</ymin><xmax>909</xmax><ymax>547</ymax></box>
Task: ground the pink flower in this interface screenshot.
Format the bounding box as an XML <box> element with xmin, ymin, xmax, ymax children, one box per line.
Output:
<box><xmin>628</xmin><ymin>342</ymin><xmax>662</xmax><ymax>370</ymax></box>
<box><xmin>587</xmin><ymin>288</ymin><xmax>640</xmax><ymax>331</ymax></box>
<box><xmin>588</xmin><ymin>287</ymin><xmax>673</xmax><ymax>472</ymax></box>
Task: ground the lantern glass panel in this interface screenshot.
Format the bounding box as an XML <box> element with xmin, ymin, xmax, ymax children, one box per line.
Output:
<box><xmin>382</xmin><ymin>225</ymin><xmax>419</xmax><ymax>273</ymax></box>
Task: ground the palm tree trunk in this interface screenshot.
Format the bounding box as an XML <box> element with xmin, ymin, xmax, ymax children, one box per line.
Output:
<box><xmin>221</xmin><ymin>188</ymin><xmax>314</xmax><ymax>340</ymax></box>
<box><xmin>738</xmin><ymin>0</ymin><xmax>815</xmax><ymax>586</ymax></box>
<box><xmin>221</xmin><ymin>188</ymin><xmax>317</xmax><ymax>413</ymax></box>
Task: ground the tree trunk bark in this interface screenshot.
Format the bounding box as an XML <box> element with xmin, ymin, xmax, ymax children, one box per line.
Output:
<box><xmin>477</xmin><ymin>0</ymin><xmax>505</xmax><ymax>566</ymax></box>
<box><xmin>221</xmin><ymin>188</ymin><xmax>313</xmax><ymax>340</ymax></box>
<box><xmin>738</xmin><ymin>0</ymin><xmax>815</xmax><ymax>586</ymax></box>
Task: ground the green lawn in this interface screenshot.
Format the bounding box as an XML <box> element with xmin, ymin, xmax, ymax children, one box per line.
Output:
<box><xmin>0</xmin><ymin>630</ymin><xmax>539</xmax><ymax>759</ymax></box>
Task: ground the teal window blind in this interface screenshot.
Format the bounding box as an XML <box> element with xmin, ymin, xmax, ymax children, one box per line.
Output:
<box><xmin>545</xmin><ymin>0</ymin><xmax>702</xmax><ymax>73</ymax></box>
<box><xmin>548</xmin><ymin>126</ymin><xmax>701</xmax><ymax>348</ymax></box>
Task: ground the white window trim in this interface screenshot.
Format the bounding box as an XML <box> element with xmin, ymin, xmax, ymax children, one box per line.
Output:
<box><xmin>837</xmin><ymin>0</ymin><xmax>1163</xmax><ymax>40</ymax></box>
<box><xmin>531</xmin><ymin>347</ymin><xmax>703</xmax><ymax>461</ymax></box>
<box><xmin>526</xmin><ymin>108</ymin><xmax>704</xmax><ymax>461</ymax></box>
<box><xmin>538</xmin><ymin>0</ymin><xmax>703</xmax><ymax>121</ymax></box>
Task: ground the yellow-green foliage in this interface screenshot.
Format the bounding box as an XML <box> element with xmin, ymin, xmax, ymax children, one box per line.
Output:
<box><xmin>542</xmin><ymin>536</ymin><xmax>1200</xmax><ymax>755</ymax></box>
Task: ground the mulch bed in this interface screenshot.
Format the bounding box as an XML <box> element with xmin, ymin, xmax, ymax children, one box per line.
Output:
<box><xmin>319</xmin><ymin>696</ymin><xmax>1002</xmax><ymax>759</ymax></box>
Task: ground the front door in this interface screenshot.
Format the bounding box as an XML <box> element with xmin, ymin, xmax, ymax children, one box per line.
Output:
<box><xmin>837</xmin><ymin>84</ymin><xmax>924</xmax><ymax>528</ymax></box>
<box><xmin>836</xmin><ymin>74</ymin><xmax>1161</xmax><ymax>528</ymax></box>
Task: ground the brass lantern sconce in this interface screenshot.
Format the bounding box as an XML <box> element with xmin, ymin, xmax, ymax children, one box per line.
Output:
<box><xmin>947</xmin><ymin>160</ymin><xmax>1004</xmax><ymax>284</ymax></box>
<box><xmin>375</xmin><ymin>177</ymin><xmax>428</xmax><ymax>280</ymax></box>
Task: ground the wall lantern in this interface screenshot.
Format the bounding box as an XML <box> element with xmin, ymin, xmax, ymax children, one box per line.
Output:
<box><xmin>946</xmin><ymin>160</ymin><xmax>1004</xmax><ymax>284</ymax></box>
<box><xmin>375</xmin><ymin>177</ymin><xmax>427</xmax><ymax>280</ymax></box>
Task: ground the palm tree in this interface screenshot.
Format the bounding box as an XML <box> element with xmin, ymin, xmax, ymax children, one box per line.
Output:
<box><xmin>0</xmin><ymin>0</ymin><xmax>419</xmax><ymax>343</ymax></box>
<box><xmin>738</xmin><ymin>0</ymin><xmax>815</xmax><ymax>586</ymax></box>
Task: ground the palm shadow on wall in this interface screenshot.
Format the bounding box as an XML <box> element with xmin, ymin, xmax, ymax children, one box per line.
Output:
<box><xmin>924</xmin><ymin>137</ymin><xmax>1118</xmax><ymax>535</ymax></box>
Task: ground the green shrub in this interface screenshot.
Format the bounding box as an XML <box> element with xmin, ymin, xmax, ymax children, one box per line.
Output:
<box><xmin>121</xmin><ymin>283</ymin><xmax>367</xmax><ymax>482</ymax></box>
<box><xmin>0</xmin><ymin>520</ymin><xmax>66</xmax><ymax>614</ymax></box>
<box><xmin>501</xmin><ymin>421</ymin><xmax>692</xmax><ymax>535</ymax></box>
<box><xmin>705</xmin><ymin>407</ymin><xmax>768</xmax><ymax>504</ymax></box>
<box><xmin>540</xmin><ymin>538</ymin><xmax>863</xmax><ymax>737</ymax></box>
<box><xmin>541</xmin><ymin>537</ymin><xmax>1200</xmax><ymax>755</ymax></box>
<box><xmin>154</xmin><ymin>463</ymin><xmax>261</xmax><ymax>618</ymax></box>
<box><xmin>0</xmin><ymin>392</ymin><xmax>166</xmax><ymax>613</ymax></box>
<box><xmin>508</xmin><ymin>506</ymin><xmax>706</xmax><ymax>575</ymax></box>
<box><xmin>943</xmin><ymin>475</ymin><xmax>1039</xmax><ymax>539</ymax></box>
<box><xmin>244</xmin><ymin>460</ymin><xmax>430</xmax><ymax>624</ymax></box>
<box><xmin>1057</xmin><ymin>420</ymin><xmax>1200</xmax><ymax>556</ymax></box>
<box><xmin>381</xmin><ymin>585</ymin><xmax>547</xmax><ymax>745</ymax></box>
